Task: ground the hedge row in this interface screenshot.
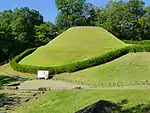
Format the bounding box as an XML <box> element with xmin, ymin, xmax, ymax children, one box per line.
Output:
<box><xmin>10</xmin><ymin>45</ymin><xmax>150</xmax><ymax>75</ymax></box>
<box><xmin>123</xmin><ymin>40</ymin><xmax>150</xmax><ymax>45</ymax></box>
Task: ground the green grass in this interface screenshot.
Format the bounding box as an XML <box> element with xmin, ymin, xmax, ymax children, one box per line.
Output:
<box><xmin>12</xmin><ymin>89</ymin><xmax>150</xmax><ymax>113</ymax></box>
<box><xmin>0</xmin><ymin>64</ymin><xmax>35</xmax><ymax>80</ymax></box>
<box><xmin>123</xmin><ymin>40</ymin><xmax>150</xmax><ymax>45</ymax></box>
<box><xmin>20</xmin><ymin>27</ymin><xmax>126</xmax><ymax>66</ymax></box>
<box><xmin>53</xmin><ymin>52</ymin><xmax>150</xmax><ymax>87</ymax></box>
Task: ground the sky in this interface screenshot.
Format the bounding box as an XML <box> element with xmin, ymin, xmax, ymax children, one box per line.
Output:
<box><xmin>0</xmin><ymin>0</ymin><xmax>150</xmax><ymax>23</ymax></box>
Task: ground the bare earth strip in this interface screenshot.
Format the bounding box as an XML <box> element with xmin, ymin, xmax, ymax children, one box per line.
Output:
<box><xmin>19</xmin><ymin>79</ymin><xmax>150</xmax><ymax>90</ymax></box>
<box><xmin>19</xmin><ymin>80</ymin><xmax>88</xmax><ymax>90</ymax></box>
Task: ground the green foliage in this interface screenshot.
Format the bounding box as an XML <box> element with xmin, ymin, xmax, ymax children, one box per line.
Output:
<box><xmin>0</xmin><ymin>7</ymin><xmax>44</xmax><ymax>62</ymax></box>
<box><xmin>124</xmin><ymin>40</ymin><xmax>150</xmax><ymax>45</ymax></box>
<box><xmin>95</xmin><ymin>0</ymin><xmax>150</xmax><ymax>40</ymax></box>
<box><xmin>0</xmin><ymin>7</ymin><xmax>57</xmax><ymax>62</ymax></box>
<box><xmin>56</xmin><ymin>0</ymin><xmax>150</xmax><ymax>39</ymax></box>
<box><xmin>55</xmin><ymin>0</ymin><xmax>99</xmax><ymax>32</ymax></box>
<box><xmin>1</xmin><ymin>0</ymin><xmax>150</xmax><ymax>62</ymax></box>
<box><xmin>10</xmin><ymin>46</ymin><xmax>127</xmax><ymax>74</ymax></box>
<box><xmin>10</xmin><ymin>44</ymin><xmax>150</xmax><ymax>75</ymax></box>
<box><xmin>10</xmin><ymin>48</ymin><xmax>37</xmax><ymax>73</ymax></box>
<box><xmin>55</xmin><ymin>0</ymin><xmax>150</xmax><ymax>39</ymax></box>
<box><xmin>0</xmin><ymin>64</ymin><xmax>35</xmax><ymax>80</ymax></box>
<box><xmin>10</xmin><ymin>7</ymin><xmax>43</xmax><ymax>44</ymax></box>
<box><xmin>0</xmin><ymin>10</ymin><xmax>14</xmax><ymax>61</ymax></box>
<box><xmin>34</xmin><ymin>22</ymin><xmax>57</xmax><ymax>46</ymax></box>
<box><xmin>56</xmin><ymin>0</ymin><xmax>86</xmax><ymax>31</ymax></box>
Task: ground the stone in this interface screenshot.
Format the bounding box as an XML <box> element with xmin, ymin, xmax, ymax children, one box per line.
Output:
<box><xmin>75</xmin><ymin>100</ymin><xmax>121</xmax><ymax>113</ymax></box>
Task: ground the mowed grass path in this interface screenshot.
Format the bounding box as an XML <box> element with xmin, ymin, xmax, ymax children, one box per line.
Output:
<box><xmin>13</xmin><ymin>90</ymin><xmax>150</xmax><ymax>113</ymax></box>
<box><xmin>53</xmin><ymin>52</ymin><xmax>150</xmax><ymax>86</ymax></box>
<box><xmin>0</xmin><ymin>64</ymin><xmax>35</xmax><ymax>80</ymax></box>
<box><xmin>20</xmin><ymin>27</ymin><xmax>126</xmax><ymax>66</ymax></box>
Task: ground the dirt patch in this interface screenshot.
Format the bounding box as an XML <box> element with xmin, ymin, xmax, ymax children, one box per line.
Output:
<box><xmin>75</xmin><ymin>100</ymin><xmax>121</xmax><ymax>113</ymax></box>
<box><xmin>19</xmin><ymin>80</ymin><xmax>86</xmax><ymax>90</ymax></box>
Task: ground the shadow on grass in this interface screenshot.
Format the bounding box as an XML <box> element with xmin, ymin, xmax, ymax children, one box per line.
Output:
<box><xmin>0</xmin><ymin>74</ymin><xmax>28</xmax><ymax>86</ymax></box>
<box><xmin>76</xmin><ymin>99</ymin><xmax>150</xmax><ymax>113</ymax></box>
<box><xmin>0</xmin><ymin>76</ymin><xmax>17</xmax><ymax>86</ymax></box>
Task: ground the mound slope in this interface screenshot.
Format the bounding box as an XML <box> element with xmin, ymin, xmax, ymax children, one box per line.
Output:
<box><xmin>20</xmin><ymin>27</ymin><xmax>126</xmax><ymax>66</ymax></box>
<box><xmin>53</xmin><ymin>52</ymin><xmax>150</xmax><ymax>86</ymax></box>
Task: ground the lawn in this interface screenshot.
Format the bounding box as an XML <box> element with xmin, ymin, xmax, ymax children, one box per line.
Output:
<box><xmin>19</xmin><ymin>27</ymin><xmax>126</xmax><ymax>66</ymax></box>
<box><xmin>53</xmin><ymin>52</ymin><xmax>150</xmax><ymax>87</ymax></box>
<box><xmin>0</xmin><ymin>64</ymin><xmax>35</xmax><ymax>80</ymax></box>
<box><xmin>12</xmin><ymin>89</ymin><xmax>150</xmax><ymax>113</ymax></box>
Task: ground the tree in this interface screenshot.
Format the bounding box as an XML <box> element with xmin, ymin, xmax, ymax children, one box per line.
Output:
<box><xmin>10</xmin><ymin>7</ymin><xmax>43</xmax><ymax>43</ymax></box>
<box><xmin>138</xmin><ymin>6</ymin><xmax>150</xmax><ymax>40</ymax></box>
<box><xmin>55</xmin><ymin>0</ymin><xmax>89</xmax><ymax>31</ymax></box>
<box><xmin>0</xmin><ymin>31</ymin><xmax>12</xmax><ymax>61</ymax></box>
<box><xmin>86</xmin><ymin>3</ymin><xmax>100</xmax><ymax>26</ymax></box>
<box><xmin>96</xmin><ymin>0</ymin><xmax>148</xmax><ymax>40</ymax></box>
<box><xmin>34</xmin><ymin>22</ymin><xmax>58</xmax><ymax>46</ymax></box>
<box><xmin>0</xmin><ymin>7</ymin><xmax>44</xmax><ymax>62</ymax></box>
<box><xmin>0</xmin><ymin>10</ymin><xmax>14</xmax><ymax>61</ymax></box>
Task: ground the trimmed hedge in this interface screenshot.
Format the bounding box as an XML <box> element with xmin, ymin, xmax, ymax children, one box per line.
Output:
<box><xmin>10</xmin><ymin>45</ymin><xmax>150</xmax><ymax>75</ymax></box>
<box><xmin>123</xmin><ymin>40</ymin><xmax>150</xmax><ymax>45</ymax></box>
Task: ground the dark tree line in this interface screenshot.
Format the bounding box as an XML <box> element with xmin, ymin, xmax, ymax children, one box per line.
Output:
<box><xmin>55</xmin><ymin>0</ymin><xmax>99</xmax><ymax>33</ymax></box>
<box><xmin>0</xmin><ymin>7</ymin><xmax>57</xmax><ymax>62</ymax></box>
<box><xmin>0</xmin><ymin>0</ymin><xmax>150</xmax><ymax>62</ymax></box>
<box><xmin>55</xmin><ymin>0</ymin><xmax>150</xmax><ymax>40</ymax></box>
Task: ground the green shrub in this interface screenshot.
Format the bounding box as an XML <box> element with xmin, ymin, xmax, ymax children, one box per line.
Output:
<box><xmin>127</xmin><ymin>45</ymin><xmax>150</xmax><ymax>52</ymax></box>
<box><xmin>123</xmin><ymin>40</ymin><xmax>150</xmax><ymax>45</ymax></box>
<box><xmin>10</xmin><ymin>45</ymin><xmax>150</xmax><ymax>75</ymax></box>
<box><xmin>10</xmin><ymin>48</ymin><xmax>37</xmax><ymax>72</ymax></box>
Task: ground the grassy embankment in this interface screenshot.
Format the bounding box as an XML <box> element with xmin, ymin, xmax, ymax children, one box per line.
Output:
<box><xmin>13</xmin><ymin>89</ymin><xmax>150</xmax><ymax>113</ymax></box>
<box><xmin>20</xmin><ymin>27</ymin><xmax>126</xmax><ymax>66</ymax></box>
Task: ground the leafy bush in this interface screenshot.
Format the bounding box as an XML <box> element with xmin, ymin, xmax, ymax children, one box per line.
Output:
<box><xmin>10</xmin><ymin>45</ymin><xmax>150</xmax><ymax>75</ymax></box>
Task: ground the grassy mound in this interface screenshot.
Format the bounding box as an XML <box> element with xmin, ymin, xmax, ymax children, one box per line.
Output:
<box><xmin>20</xmin><ymin>27</ymin><xmax>126</xmax><ymax>66</ymax></box>
<box><xmin>13</xmin><ymin>90</ymin><xmax>150</xmax><ymax>113</ymax></box>
<box><xmin>53</xmin><ymin>52</ymin><xmax>150</xmax><ymax>87</ymax></box>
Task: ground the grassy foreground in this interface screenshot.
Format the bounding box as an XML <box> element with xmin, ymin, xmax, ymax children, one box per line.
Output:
<box><xmin>20</xmin><ymin>27</ymin><xmax>126</xmax><ymax>66</ymax></box>
<box><xmin>0</xmin><ymin>64</ymin><xmax>35</xmax><ymax>79</ymax></box>
<box><xmin>12</xmin><ymin>89</ymin><xmax>150</xmax><ymax>113</ymax></box>
<box><xmin>53</xmin><ymin>52</ymin><xmax>150</xmax><ymax>87</ymax></box>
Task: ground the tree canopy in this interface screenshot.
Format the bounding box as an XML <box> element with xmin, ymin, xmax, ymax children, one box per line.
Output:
<box><xmin>55</xmin><ymin>0</ymin><xmax>99</xmax><ymax>32</ymax></box>
<box><xmin>0</xmin><ymin>7</ymin><xmax>56</xmax><ymax>62</ymax></box>
<box><xmin>0</xmin><ymin>0</ymin><xmax>150</xmax><ymax>62</ymax></box>
<box><xmin>55</xmin><ymin>0</ymin><xmax>150</xmax><ymax>40</ymax></box>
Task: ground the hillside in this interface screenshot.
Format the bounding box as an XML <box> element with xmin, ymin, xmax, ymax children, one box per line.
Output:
<box><xmin>19</xmin><ymin>27</ymin><xmax>126</xmax><ymax>66</ymax></box>
<box><xmin>13</xmin><ymin>90</ymin><xmax>150</xmax><ymax>113</ymax></box>
<box><xmin>53</xmin><ymin>52</ymin><xmax>150</xmax><ymax>87</ymax></box>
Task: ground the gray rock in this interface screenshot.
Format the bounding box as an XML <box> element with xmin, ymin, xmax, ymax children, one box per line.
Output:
<box><xmin>75</xmin><ymin>100</ymin><xmax>121</xmax><ymax>113</ymax></box>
